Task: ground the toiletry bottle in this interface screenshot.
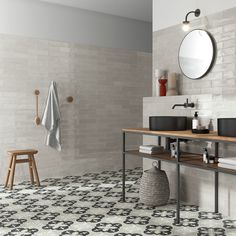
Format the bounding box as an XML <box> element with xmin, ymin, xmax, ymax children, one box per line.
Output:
<box><xmin>203</xmin><ymin>148</ymin><xmax>209</xmax><ymax>163</ymax></box>
<box><xmin>209</xmin><ymin>155</ymin><xmax>215</xmax><ymax>164</ymax></box>
<box><xmin>192</xmin><ymin>112</ymin><xmax>199</xmax><ymax>130</ymax></box>
<box><xmin>170</xmin><ymin>143</ymin><xmax>176</xmax><ymax>158</ymax></box>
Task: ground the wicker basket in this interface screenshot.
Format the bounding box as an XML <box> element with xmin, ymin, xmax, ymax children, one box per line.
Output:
<box><xmin>139</xmin><ymin>161</ymin><xmax>170</xmax><ymax>206</ymax></box>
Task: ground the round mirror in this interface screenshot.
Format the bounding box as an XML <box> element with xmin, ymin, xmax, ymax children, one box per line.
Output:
<box><xmin>178</xmin><ymin>29</ymin><xmax>216</xmax><ymax>79</ymax></box>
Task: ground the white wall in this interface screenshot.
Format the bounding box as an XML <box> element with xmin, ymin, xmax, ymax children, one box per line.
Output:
<box><xmin>0</xmin><ymin>0</ymin><xmax>152</xmax><ymax>52</ymax></box>
<box><xmin>0</xmin><ymin>0</ymin><xmax>152</xmax><ymax>181</ymax></box>
<box><xmin>0</xmin><ymin>34</ymin><xmax>151</xmax><ymax>183</ymax></box>
<box><xmin>153</xmin><ymin>0</ymin><xmax>236</xmax><ymax>31</ymax></box>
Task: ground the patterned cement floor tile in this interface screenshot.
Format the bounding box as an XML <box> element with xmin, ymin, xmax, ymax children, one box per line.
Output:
<box><xmin>0</xmin><ymin>168</ymin><xmax>235</xmax><ymax>236</ymax></box>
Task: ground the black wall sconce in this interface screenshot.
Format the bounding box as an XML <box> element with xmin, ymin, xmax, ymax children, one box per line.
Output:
<box><xmin>182</xmin><ymin>9</ymin><xmax>201</xmax><ymax>31</ymax></box>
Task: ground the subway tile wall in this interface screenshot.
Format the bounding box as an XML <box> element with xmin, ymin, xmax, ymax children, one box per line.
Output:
<box><xmin>153</xmin><ymin>7</ymin><xmax>236</xmax><ymax>96</ymax></box>
<box><xmin>147</xmin><ymin>6</ymin><xmax>236</xmax><ymax>217</ymax></box>
<box><xmin>0</xmin><ymin>34</ymin><xmax>152</xmax><ymax>182</ymax></box>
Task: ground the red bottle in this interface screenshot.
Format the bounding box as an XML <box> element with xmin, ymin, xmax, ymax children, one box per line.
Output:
<box><xmin>158</xmin><ymin>78</ymin><xmax>167</xmax><ymax>96</ymax></box>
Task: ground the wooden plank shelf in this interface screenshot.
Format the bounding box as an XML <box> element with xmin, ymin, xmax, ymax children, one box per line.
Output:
<box><xmin>125</xmin><ymin>150</ymin><xmax>175</xmax><ymax>163</ymax></box>
<box><xmin>180</xmin><ymin>156</ymin><xmax>236</xmax><ymax>175</ymax></box>
<box><xmin>123</xmin><ymin>128</ymin><xmax>236</xmax><ymax>143</ymax></box>
<box><xmin>126</xmin><ymin>150</ymin><xmax>236</xmax><ymax>175</ymax></box>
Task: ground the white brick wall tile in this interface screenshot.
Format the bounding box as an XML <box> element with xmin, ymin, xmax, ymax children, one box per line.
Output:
<box><xmin>0</xmin><ymin>34</ymin><xmax>152</xmax><ymax>182</ymax></box>
<box><xmin>153</xmin><ymin>7</ymin><xmax>236</xmax><ymax>96</ymax></box>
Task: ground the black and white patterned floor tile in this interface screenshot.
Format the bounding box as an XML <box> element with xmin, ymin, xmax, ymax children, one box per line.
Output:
<box><xmin>0</xmin><ymin>167</ymin><xmax>235</xmax><ymax>235</ymax></box>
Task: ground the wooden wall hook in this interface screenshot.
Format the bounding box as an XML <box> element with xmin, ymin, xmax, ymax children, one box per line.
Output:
<box><xmin>34</xmin><ymin>90</ymin><xmax>40</xmax><ymax>96</ymax></box>
<box><xmin>34</xmin><ymin>89</ymin><xmax>41</xmax><ymax>125</ymax></box>
<box><xmin>66</xmin><ymin>96</ymin><xmax>73</xmax><ymax>103</ymax></box>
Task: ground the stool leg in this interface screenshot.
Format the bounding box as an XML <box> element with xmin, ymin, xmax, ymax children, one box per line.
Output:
<box><xmin>9</xmin><ymin>155</ymin><xmax>16</xmax><ymax>190</ymax></box>
<box><xmin>31</xmin><ymin>155</ymin><xmax>40</xmax><ymax>187</ymax></box>
<box><xmin>28</xmin><ymin>155</ymin><xmax>34</xmax><ymax>185</ymax></box>
<box><xmin>4</xmin><ymin>155</ymin><xmax>14</xmax><ymax>188</ymax></box>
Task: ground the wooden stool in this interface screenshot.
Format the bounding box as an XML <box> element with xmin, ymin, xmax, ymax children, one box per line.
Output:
<box><xmin>5</xmin><ymin>149</ymin><xmax>40</xmax><ymax>190</ymax></box>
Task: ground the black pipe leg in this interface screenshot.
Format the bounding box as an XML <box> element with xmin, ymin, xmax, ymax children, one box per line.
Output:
<box><xmin>215</xmin><ymin>172</ymin><xmax>219</xmax><ymax>213</ymax></box>
<box><xmin>165</xmin><ymin>138</ymin><xmax>170</xmax><ymax>150</ymax></box>
<box><xmin>158</xmin><ymin>136</ymin><xmax>161</xmax><ymax>146</ymax></box>
<box><xmin>176</xmin><ymin>138</ymin><xmax>180</xmax><ymax>224</ymax></box>
<box><xmin>122</xmin><ymin>132</ymin><xmax>126</xmax><ymax>202</ymax></box>
<box><xmin>215</xmin><ymin>142</ymin><xmax>219</xmax><ymax>213</ymax></box>
<box><xmin>158</xmin><ymin>161</ymin><xmax>161</xmax><ymax>170</ymax></box>
<box><xmin>158</xmin><ymin>137</ymin><xmax>161</xmax><ymax>170</ymax></box>
<box><xmin>176</xmin><ymin>164</ymin><xmax>180</xmax><ymax>223</ymax></box>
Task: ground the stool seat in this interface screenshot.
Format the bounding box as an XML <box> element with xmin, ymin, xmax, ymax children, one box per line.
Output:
<box><xmin>5</xmin><ymin>149</ymin><xmax>40</xmax><ymax>190</ymax></box>
<box><xmin>7</xmin><ymin>149</ymin><xmax>38</xmax><ymax>156</ymax></box>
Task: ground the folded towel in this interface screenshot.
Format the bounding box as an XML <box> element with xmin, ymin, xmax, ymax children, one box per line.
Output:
<box><xmin>139</xmin><ymin>147</ymin><xmax>164</xmax><ymax>154</ymax></box>
<box><xmin>139</xmin><ymin>145</ymin><xmax>163</xmax><ymax>151</ymax></box>
<box><xmin>41</xmin><ymin>81</ymin><xmax>61</xmax><ymax>151</ymax></box>
<box><xmin>218</xmin><ymin>157</ymin><xmax>236</xmax><ymax>166</ymax></box>
<box><xmin>218</xmin><ymin>163</ymin><xmax>236</xmax><ymax>170</ymax></box>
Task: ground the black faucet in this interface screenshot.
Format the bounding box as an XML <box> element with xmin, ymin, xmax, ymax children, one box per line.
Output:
<box><xmin>172</xmin><ymin>98</ymin><xmax>195</xmax><ymax>109</ymax></box>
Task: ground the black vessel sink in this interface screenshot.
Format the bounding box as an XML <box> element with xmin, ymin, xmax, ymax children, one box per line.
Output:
<box><xmin>218</xmin><ymin>118</ymin><xmax>236</xmax><ymax>137</ymax></box>
<box><xmin>149</xmin><ymin>116</ymin><xmax>187</xmax><ymax>131</ymax></box>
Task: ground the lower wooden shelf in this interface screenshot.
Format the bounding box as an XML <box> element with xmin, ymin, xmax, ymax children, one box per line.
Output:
<box><xmin>125</xmin><ymin>150</ymin><xmax>236</xmax><ymax>175</ymax></box>
<box><xmin>180</xmin><ymin>156</ymin><xmax>236</xmax><ymax>175</ymax></box>
<box><xmin>125</xmin><ymin>150</ymin><xmax>175</xmax><ymax>163</ymax></box>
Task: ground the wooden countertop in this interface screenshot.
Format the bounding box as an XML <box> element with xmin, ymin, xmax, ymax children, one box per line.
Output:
<box><xmin>122</xmin><ymin>128</ymin><xmax>236</xmax><ymax>143</ymax></box>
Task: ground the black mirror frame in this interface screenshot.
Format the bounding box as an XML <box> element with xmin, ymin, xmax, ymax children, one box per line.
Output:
<box><xmin>178</xmin><ymin>29</ymin><xmax>217</xmax><ymax>80</ymax></box>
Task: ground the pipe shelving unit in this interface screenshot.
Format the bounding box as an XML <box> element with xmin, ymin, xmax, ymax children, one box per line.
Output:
<box><xmin>122</xmin><ymin>128</ymin><xmax>236</xmax><ymax>224</ymax></box>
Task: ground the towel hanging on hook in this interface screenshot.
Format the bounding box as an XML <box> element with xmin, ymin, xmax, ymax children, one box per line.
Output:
<box><xmin>41</xmin><ymin>81</ymin><xmax>61</xmax><ymax>151</ymax></box>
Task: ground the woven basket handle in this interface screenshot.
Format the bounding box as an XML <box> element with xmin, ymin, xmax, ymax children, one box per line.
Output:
<box><xmin>152</xmin><ymin>161</ymin><xmax>158</xmax><ymax>168</ymax></box>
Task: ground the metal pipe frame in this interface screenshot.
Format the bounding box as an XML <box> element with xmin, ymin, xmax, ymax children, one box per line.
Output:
<box><xmin>122</xmin><ymin>131</ymin><xmax>235</xmax><ymax>225</ymax></box>
<box><xmin>122</xmin><ymin>132</ymin><xmax>126</xmax><ymax>202</ymax></box>
<box><xmin>158</xmin><ymin>136</ymin><xmax>161</xmax><ymax>170</ymax></box>
<box><xmin>215</xmin><ymin>142</ymin><xmax>219</xmax><ymax>213</ymax></box>
<box><xmin>176</xmin><ymin>138</ymin><xmax>180</xmax><ymax>223</ymax></box>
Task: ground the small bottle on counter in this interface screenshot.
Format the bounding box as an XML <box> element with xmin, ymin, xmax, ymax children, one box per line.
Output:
<box><xmin>170</xmin><ymin>143</ymin><xmax>176</xmax><ymax>158</ymax></box>
<box><xmin>209</xmin><ymin>155</ymin><xmax>215</xmax><ymax>164</ymax></box>
<box><xmin>192</xmin><ymin>112</ymin><xmax>199</xmax><ymax>130</ymax></box>
<box><xmin>203</xmin><ymin>148</ymin><xmax>209</xmax><ymax>163</ymax></box>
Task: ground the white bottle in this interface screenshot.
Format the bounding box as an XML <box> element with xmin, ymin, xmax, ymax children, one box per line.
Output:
<box><xmin>170</xmin><ymin>143</ymin><xmax>176</xmax><ymax>158</ymax></box>
<box><xmin>192</xmin><ymin>112</ymin><xmax>199</xmax><ymax>130</ymax></box>
<box><xmin>203</xmin><ymin>148</ymin><xmax>209</xmax><ymax>163</ymax></box>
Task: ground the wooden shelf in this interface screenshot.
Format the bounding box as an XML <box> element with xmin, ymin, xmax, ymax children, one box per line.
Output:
<box><xmin>126</xmin><ymin>150</ymin><xmax>236</xmax><ymax>175</ymax></box>
<box><xmin>180</xmin><ymin>157</ymin><xmax>236</xmax><ymax>175</ymax></box>
<box><xmin>123</xmin><ymin>128</ymin><xmax>236</xmax><ymax>143</ymax></box>
<box><xmin>125</xmin><ymin>150</ymin><xmax>176</xmax><ymax>163</ymax></box>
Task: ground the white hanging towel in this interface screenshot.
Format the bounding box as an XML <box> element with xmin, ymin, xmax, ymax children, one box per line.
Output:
<box><xmin>41</xmin><ymin>81</ymin><xmax>61</xmax><ymax>151</ymax></box>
